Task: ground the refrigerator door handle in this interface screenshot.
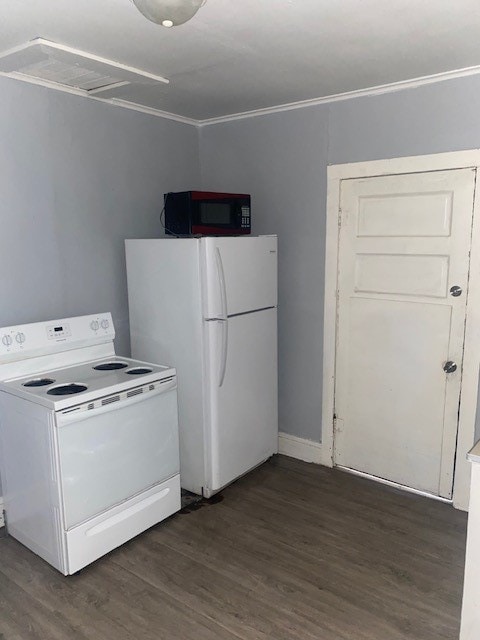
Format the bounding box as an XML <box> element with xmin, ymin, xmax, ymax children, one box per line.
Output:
<box><xmin>215</xmin><ymin>247</ymin><xmax>228</xmax><ymax>320</ymax></box>
<box><xmin>218</xmin><ymin>318</ymin><xmax>228</xmax><ymax>387</ymax></box>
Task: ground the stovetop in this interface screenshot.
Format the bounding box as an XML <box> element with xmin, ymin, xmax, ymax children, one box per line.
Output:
<box><xmin>0</xmin><ymin>357</ymin><xmax>175</xmax><ymax>411</ymax></box>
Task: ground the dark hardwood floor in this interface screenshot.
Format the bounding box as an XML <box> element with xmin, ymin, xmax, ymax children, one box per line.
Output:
<box><xmin>0</xmin><ymin>455</ymin><xmax>468</xmax><ymax>640</ymax></box>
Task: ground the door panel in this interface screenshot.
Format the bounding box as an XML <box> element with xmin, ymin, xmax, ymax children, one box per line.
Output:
<box><xmin>357</xmin><ymin>191</ymin><xmax>453</xmax><ymax>237</ymax></box>
<box><xmin>202</xmin><ymin>236</ymin><xmax>277</xmax><ymax>318</ymax></box>
<box><xmin>204</xmin><ymin>308</ymin><xmax>278</xmax><ymax>493</ymax></box>
<box><xmin>335</xmin><ymin>168</ymin><xmax>475</xmax><ymax>498</ymax></box>
<box><xmin>354</xmin><ymin>253</ymin><xmax>449</xmax><ymax>297</ymax></box>
<box><xmin>336</xmin><ymin>297</ymin><xmax>453</xmax><ymax>494</ymax></box>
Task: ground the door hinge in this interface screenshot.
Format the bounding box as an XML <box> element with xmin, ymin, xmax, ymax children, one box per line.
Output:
<box><xmin>333</xmin><ymin>414</ymin><xmax>344</xmax><ymax>435</ymax></box>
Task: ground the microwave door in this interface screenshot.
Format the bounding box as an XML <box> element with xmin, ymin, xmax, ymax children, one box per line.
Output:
<box><xmin>201</xmin><ymin>236</ymin><xmax>278</xmax><ymax>320</ymax></box>
<box><xmin>199</xmin><ymin>201</ymin><xmax>234</xmax><ymax>227</ymax></box>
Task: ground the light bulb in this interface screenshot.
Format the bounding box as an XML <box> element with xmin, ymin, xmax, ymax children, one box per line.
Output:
<box><xmin>132</xmin><ymin>0</ymin><xmax>205</xmax><ymax>27</ymax></box>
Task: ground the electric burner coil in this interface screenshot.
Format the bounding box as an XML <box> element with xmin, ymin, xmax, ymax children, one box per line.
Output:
<box><xmin>126</xmin><ymin>368</ymin><xmax>153</xmax><ymax>375</ymax></box>
<box><xmin>23</xmin><ymin>378</ymin><xmax>55</xmax><ymax>387</ymax></box>
<box><xmin>93</xmin><ymin>362</ymin><xmax>129</xmax><ymax>371</ymax></box>
<box><xmin>47</xmin><ymin>383</ymin><xmax>88</xmax><ymax>396</ymax></box>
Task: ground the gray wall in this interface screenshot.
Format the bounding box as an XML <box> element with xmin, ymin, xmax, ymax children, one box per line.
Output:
<box><xmin>200</xmin><ymin>108</ymin><xmax>330</xmax><ymax>442</ymax></box>
<box><xmin>200</xmin><ymin>74</ymin><xmax>480</xmax><ymax>443</ymax></box>
<box><xmin>0</xmin><ymin>76</ymin><xmax>200</xmax><ymax>356</ymax></box>
<box><xmin>3</xmin><ymin>69</ymin><xmax>480</xmax><ymax>474</ymax></box>
<box><xmin>0</xmin><ymin>77</ymin><xmax>199</xmax><ymax>496</ymax></box>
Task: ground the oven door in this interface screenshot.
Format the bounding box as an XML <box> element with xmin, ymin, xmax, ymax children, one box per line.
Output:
<box><xmin>55</xmin><ymin>378</ymin><xmax>179</xmax><ymax>529</ymax></box>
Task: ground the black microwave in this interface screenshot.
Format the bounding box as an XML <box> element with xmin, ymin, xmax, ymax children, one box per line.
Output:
<box><xmin>164</xmin><ymin>191</ymin><xmax>251</xmax><ymax>236</ymax></box>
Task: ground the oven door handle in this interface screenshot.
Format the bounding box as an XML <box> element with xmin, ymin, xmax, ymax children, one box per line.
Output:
<box><xmin>55</xmin><ymin>378</ymin><xmax>177</xmax><ymax>426</ymax></box>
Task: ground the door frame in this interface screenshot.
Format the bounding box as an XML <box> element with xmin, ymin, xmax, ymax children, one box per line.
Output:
<box><xmin>322</xmin><ymin>150</ymin><xmax>480</xmax><ymax>511</ymax></box>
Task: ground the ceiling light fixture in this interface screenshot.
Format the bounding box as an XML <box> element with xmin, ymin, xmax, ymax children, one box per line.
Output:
<box><xmin>132</xmin><ymin>0</ymin><xmax>206</xmax><ymax>27</ymax></box>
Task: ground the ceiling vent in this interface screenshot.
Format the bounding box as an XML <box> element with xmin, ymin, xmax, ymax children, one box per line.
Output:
<box><xmin>0</xmin><ymin>38</ymin><xmax>173</xmax><ymax>116</ymax></box>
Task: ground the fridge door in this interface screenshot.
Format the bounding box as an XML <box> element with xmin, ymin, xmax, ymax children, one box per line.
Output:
<box><xmin>201</xmin><ymin>235</ymin><xmax>277</xmax><ymax>319</ymax></box>
<box><xmin>204</xmin><ymin>307</ymin><xmax>278</xmax><ymax>494</ymax></box>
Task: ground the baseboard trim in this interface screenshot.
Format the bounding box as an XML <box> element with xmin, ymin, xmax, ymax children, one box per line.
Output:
<box><xmin>278</xmin><ymin>432</ymin><xmax>323</xmax><ymax>464</ymax></box>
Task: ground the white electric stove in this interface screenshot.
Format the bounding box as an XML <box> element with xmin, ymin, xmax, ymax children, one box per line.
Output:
<box><xmin>0</xmin><ymin>312</ymin><xmax>180</xmax><ymax>575</ymax></box>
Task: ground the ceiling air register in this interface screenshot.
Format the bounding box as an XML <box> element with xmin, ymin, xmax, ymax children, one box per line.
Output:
<box><xmin>0</xmin><ymin>38</ymin><xmax>169</xmax><ymax>109</ymax></box>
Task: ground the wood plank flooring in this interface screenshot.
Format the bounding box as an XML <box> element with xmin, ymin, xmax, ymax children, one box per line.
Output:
<box><xmin>0</xmin><ymin>455</ymin><xmax>468</xmax><ymax>640</ymax></box>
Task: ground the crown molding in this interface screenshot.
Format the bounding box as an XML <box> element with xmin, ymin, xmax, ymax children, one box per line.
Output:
<box><xmin>0</xmin><ymin>71</ymin><xmax>198</xmax><ymax>127</ymax></box>
<box><xmin>198</xmin><ymin>63</ymin><xmax>480</xmax><ymax>127</ymax></box>
<box><xmin>3</xmin><ymin>60</ymin><xmax>480</xmax><ymax>129</ymax></box>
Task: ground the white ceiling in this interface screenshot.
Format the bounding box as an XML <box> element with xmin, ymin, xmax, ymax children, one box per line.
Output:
<box><xmin>2</xmin><ymin>0</ymin><xmax>480</xmax><ymax>121</ymax></box>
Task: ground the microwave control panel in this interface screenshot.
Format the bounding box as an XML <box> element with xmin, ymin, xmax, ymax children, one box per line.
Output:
<box><xmin>241</xmin><ymin>205</ymin><xmax>250</xmax><ymax>229</ymax></box>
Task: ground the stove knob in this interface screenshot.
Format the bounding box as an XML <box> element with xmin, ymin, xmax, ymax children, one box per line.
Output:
<box><xmin>15</xmin><ymin>332</ymin><xmax>26</xmax><ymax>344</ymax></box>
<box><xmin>90</xmin><ymin>320</ymin><xmax>100</xmax><ymax>331</ymax></box>
<box><xmin>2</xmin><ymin>334</ymin><xmax>12</xmax><ymax>347</ymax></box>
<box><xmin>101</xmin><ymin>319</ymin><xmax>109</xmax><ymax>330</ymax></box>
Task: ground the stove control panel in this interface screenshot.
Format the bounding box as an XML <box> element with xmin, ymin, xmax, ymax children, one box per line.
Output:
<box><xmin>0</xmin><ymin>313</ymin><xmax>114</xmax><ymax>361</ymax></box>
<box><xmin>89</xmin><ymin>316</ymin><xmax>110</xmax><ymax>332</ymax></box>
<box><xmin>47</xmin><ymin>323</ymin><xmax>72</xmax><ymax>340</ymax></box>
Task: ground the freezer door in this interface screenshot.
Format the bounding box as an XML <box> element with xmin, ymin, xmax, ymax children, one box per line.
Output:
<box><xmin>204</xmin><ymin>307</ymin><xmax>278</xmax><ymax>494</ymax></box>
<box><xmin>202</xmin><ymin>235</ymin><xmax>277</xmax><ymax>319</ymax></box>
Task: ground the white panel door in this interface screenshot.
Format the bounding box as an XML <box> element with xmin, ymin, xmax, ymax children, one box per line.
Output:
<box><xmin>204</xmin><ymin>307</ymin><xmax>278</xmax><ymax>494</ymax></box>
<box><xmin>201</xmin><ymin>236</ymin><xmax>277</xmax><ymax>318</ymax></box>
<box><xmin>335</xmin><ymin>169</ymin><xmax>475</xmax><ymax>498</ymax></box>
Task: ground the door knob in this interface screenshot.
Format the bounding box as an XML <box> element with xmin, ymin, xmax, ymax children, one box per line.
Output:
<box><xmin>443</xmin><ymin>361</ymin><xmax>457</xmax><ymax>373</ymax></box>
<box><xmin>450</xmin><ymin>286</ymin><xmax>462</xmax><ymax>297</ymax></box>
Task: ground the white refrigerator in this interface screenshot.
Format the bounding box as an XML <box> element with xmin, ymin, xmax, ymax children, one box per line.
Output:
<box><xmin>125</xmin><ymin>235</ymin><xmax>278</xmax><ymax>497</ymax></box>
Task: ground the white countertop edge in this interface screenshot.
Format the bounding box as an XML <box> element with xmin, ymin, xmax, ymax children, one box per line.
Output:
<box><xmin>467</xmin><ymin>441</ymin><xmax>480</xmax><ymax>464</ymax></box>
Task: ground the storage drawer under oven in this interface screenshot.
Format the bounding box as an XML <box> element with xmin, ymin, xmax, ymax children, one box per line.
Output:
<box><xmin>65</xmin><ymin>475</ymin><xmax>180</xmax><ymax>575</ymax></box>
<box><xmin>55</xmin><ymin>377</ymin><xmax>179</xmax><ymax>529</ymax></box>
